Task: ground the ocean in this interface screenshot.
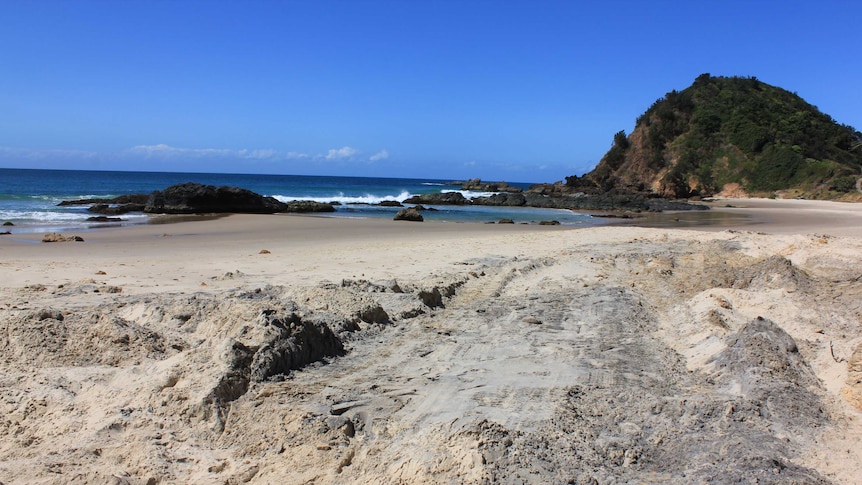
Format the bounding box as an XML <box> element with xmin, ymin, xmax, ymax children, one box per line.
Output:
<box><xmin>0</xmin><ymin>168</ymin><xmax>604</xmax><ymax>233</ymax></box>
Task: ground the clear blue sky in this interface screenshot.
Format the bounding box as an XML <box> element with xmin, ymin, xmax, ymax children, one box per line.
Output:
<box><xmin>1</xmin><ymin>1</ymin><xmax>860</xmax><ymax>183</ymax></box>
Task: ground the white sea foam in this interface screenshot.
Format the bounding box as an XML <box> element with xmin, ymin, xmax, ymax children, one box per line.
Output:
<box><xmin>0</xmin><ymin>210</ymin><xmax>88</xmax><ymax>222</ymax></box>
<box><xmin>272</xmin><ymin>191</ymin><xmax>413</xmax><ymax>205</ymax></box>
<box><xmin>0</xmin><ymin>209</ymin><xmax>149</xmax><ymax>225</ymax></box>
<box><xmin>28</xmin><ymin>194</ymin><xmax>109</xmax><ymax>202</ymax></box>
<box><xmin>441</xmin><ymin>189</ymin><xmax>499</xmax><ymax>199</ymax></box>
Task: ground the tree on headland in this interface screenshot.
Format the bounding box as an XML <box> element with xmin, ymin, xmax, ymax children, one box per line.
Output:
<box><xmin>569</xmin><ymin>75</ymin><xmax>862</xmax><ymax>198</ymax></box>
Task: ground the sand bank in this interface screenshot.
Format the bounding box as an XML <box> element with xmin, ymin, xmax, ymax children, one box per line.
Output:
<box><xmin>1</xmin><ymin>201</ymin><xmax>861</xmax><ymax>484</ymax></box>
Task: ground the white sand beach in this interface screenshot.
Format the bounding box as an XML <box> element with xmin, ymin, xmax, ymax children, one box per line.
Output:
<box><xmin>1</xmin><ymin>200</ymin><xmax>861</xmax><ymax>484</ymax></box>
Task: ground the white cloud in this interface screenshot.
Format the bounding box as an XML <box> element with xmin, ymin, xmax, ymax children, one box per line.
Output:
<box><xmin>2</xmin><ymin>143</ymin><xmax>388</xmax><ymax>167</ymax></box>
<box><xmin>325</xmin><ymin>146</ymin><xmax>359</xmax><ymax>160</ymax></box>
<box><xmin>239</xmin><ymin>148</ymin><xmax>277</xmax><ymax>159</ymax></box>
<box><xmin>0</xmin><ymin>145</ymin><xmax>99</xmax><ymax>159</ymax></box>
<box><xmin>369</xmin><ymin>149</ymin><xmax>389</xmax><ymax>161</ymax></box>
<box><xmin>128</xmin><ymin>144</ymin><xmax>269</xmax><ymax>159</ymax></box>
<box><xmin>285</xmin><ymin>151</ymin><xmax>311</xmax><ymax>160</ymax></box>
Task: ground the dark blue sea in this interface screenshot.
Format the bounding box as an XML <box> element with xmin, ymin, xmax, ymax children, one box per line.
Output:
<box><xmin>0</xmin><ymin>168</ymin><xmax>603</xmax><ymax>232</ymax></box>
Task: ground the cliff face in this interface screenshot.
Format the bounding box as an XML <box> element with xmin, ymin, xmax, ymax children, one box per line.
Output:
<box><xmin>571</xmin><ymin>74</ymin><xmax>862</xmax><ymax>198</ymax></box>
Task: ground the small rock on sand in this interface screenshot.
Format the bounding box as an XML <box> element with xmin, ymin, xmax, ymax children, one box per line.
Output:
<box><xmin>41</xmin><ymin>233</ymin><xmax>84</xmax><ymax>243</ymax></box>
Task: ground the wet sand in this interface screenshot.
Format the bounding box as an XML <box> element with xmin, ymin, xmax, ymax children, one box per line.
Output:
<box><xmin>635</xmin><ymin>197</ymin><xmax>862</xmax><ymax>237</ymax></box>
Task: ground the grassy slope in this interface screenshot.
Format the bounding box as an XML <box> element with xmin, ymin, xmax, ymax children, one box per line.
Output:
<box><xmin>576</xmin><ymin>75</ymin><xmax>862</xmax><ymax>199</ymax></box>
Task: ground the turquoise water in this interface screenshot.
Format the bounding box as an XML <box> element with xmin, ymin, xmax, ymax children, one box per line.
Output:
<box><xmin>0</xmin><ymin>168</ymin><xmax>602</xmax><ymax>231</ymax></box>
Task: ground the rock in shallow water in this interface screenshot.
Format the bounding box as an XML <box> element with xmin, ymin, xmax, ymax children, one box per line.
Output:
<box><xmin>144</xmin><ymin>182</ymin><xmax>288</xmax><ymax>214</ymax></box>
<box><xmin>394</xmin><ymin>207</ymin><xmax>424</xmax><ymax>222</ymax></box>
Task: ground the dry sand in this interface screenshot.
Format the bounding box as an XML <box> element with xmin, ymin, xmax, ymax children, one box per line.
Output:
<box><xmin>1</xmin><ymin>200</ymin><xmax>861</xmax><ymax>484</ymax></box>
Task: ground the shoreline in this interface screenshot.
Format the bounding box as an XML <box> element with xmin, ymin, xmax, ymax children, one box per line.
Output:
<box><xmin>2</xmin><ymin>198</ymin><xmax>861</xmax><ymax>293</ymax></box>
<box><xmin>4</xmin><ymin>196</ymin><xmax>862</xmax><ymax>241</ymax></box>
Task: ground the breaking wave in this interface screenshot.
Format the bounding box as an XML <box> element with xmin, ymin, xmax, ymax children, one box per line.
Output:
<box><xmin>272</xmin><ymin>191</ymin><xmax>413</xmax><ymax>205</ymax></box>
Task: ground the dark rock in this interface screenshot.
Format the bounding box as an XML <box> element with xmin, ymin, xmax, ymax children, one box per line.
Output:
<box><xmin>498</xmin><ymin>219</ymin><xmax>515</xmax><ymax>224</ymax></box>
<box><xmin>403</xmin><ymin>192</ymin><xmax>470</xmax><ymax>205</ymax></box>
<box><xmin>88</xmin><ymin>203</ymin><xmax>109</xmax><ymax>214</ymax></box>
<box><xmin>473</xmin><ymin>193</ymin><xmax>527</xmax><ymax>206</ymax></box>
<box><xmin>538</xmin><ymin>220</ymin><xmax>561</xmax><ymax>225</ymax></box>
<box><xmin>376</xmin><ymin>200</ymin><xmax>404</xmax><ymax>207</ymax></box>
<box><xmin>403</xmin><ymin>183</ymin><xmax>708</xmax><ymax>213</ymax></box>
<box><xmin>410</xmin><ymin>204</ymin><xmax>438</xmax><ymax>212</ymax></box>
<box><xmin>394</xmin><ymin>208</ymin><xmax>424</xmax><ymax>222</ymax></box>
<box><xmin>144</xmin><ymin>183</ymin><xmax>287</xmax><ymax>214</ymax></box>
<box><xmin>521</xmin><ymin>184</ymin><xmax>709</xmax><ymax>212</ymax></box>
<box><xmin>2</xmin><ymin>221</ymin><xmax>14</xmax><ymax>226</ymax></box>
<box><xmin>58</xmin><ymin>194</ymin><xmax>149</xmax><ymax>207</ymax></box>
<box><xmin>452</xmin><ymin>178</ymin><xmax>523</xmax><ymax>193</ymax></box>
<box><xmin>521</xmin><ymin>192</ymin><xmax>562</xmax><ymax>208</ymax></box>
<box><xmin>87</xmin><ymin>203</ymin><xmax>146</xmax><ymax>215</ymax></box>
<box><xmin>284</xmin><ymin>200</ymin><xmax>337</xmax><ymax>213</ymax></box>
<box><xmin>86</xmin><ymin>216</ymin><xmax>124</xmax><ymax>222</ymax></box>
<box><xmin>592</xmin><ymin>213</ymin><xmax>635</xmax><ymax>219</ymax></box>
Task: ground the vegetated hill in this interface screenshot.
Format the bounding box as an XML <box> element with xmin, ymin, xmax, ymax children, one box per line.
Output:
<box><xmin>568</xmin><ymin>74</ymin><xmax>862</xmax><ymax>199</ymax></box>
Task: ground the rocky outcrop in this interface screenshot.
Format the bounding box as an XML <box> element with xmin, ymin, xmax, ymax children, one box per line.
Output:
<box><xmin>471</xmin><ymin>190</ymin><xmax>708</xmax><ymax>212</ymax></box>
<box><xmin>86</xmin><ymin>216</ymin><xmax>124</xmax><ymax>222</ymax></box>
<box><xmin>284</xmin><ymin>200</ymin><xmax>337</xmax><ymax>213</ymax></box>
<box><xmin>375</xmin><ymin>201</ymin><xmax>404</xmax><ymax>207</ymax></box>
<box><xmin>394</xmin><ymin>207</ymin><xmax>424</xmax><ymax>222</ymax></box>
<box><xmin>58</xmin><ymin>194</ymin><xmax>150</xmax><ymax>207</ymax></box>
<box><xmin>58</xmin><ymin>194</ymin><xmax>149</xmax><ymax>215</ymax></box>
<box><xmin>61</xmin><ymin>184</ymin><xmax>339</xmax><ymax>216</ymax></box>
<box><xmin>403</xmin><ymin>192</ymin><xmax>469</xmax><ymax>205</ymax></box>
<box><xmin>144</xmin><ymin>182</ymin><xmax>287</xmax><ymax>214</ymax></box>
<box><xmin>399</xmin><ymin>179</ymin><xmax>706</xmax><ymax>212</ymax></box>
<box><xmin>449</xmin><ymin>178</ymin><xmax>523</xmax><ymax>193</ymax></box>
<box><xmin>472</xmin><ymin>192</ymin><xmax>527</xmax><ymax>206</ymax></box>
<box><xmin>87</xmin><ymin>203</ymin><xmax>146</xmax><ymax>215</ymax></box>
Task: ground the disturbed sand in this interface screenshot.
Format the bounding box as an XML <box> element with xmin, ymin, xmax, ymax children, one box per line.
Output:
<box><xmin>1</xmin><ymin>199</ymin><xmax>861</xmax><ymax>484</ymax></box>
